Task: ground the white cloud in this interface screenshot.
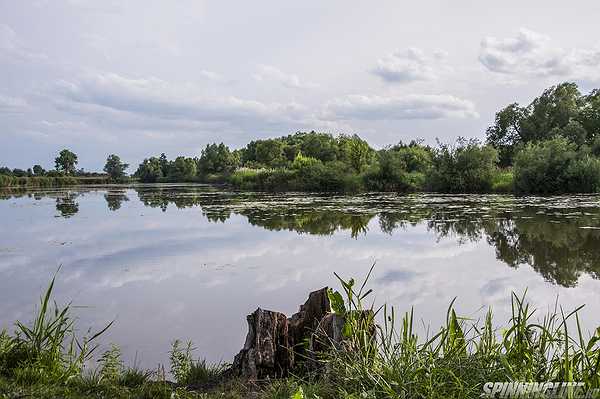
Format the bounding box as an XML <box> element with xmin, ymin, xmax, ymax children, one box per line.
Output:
<box><xmin>479</xmin><ymin>28</ymin><xmax>600</xmax><ymax>83</ymax></box>
<box><xmin>48</xmin><ymin>72</ymin><xmax>311</xmax><ymax>132</ymax></box>
<box><xmin>371</xmin><ymin>47</ymin><xmax>446</xmax><ymax>84</ymax></box>
<box><xmin>254</xmin><ymin>64</ymin><xmax>318</xmax><ymax>89</ymax></box>
<box><xmin>322</xmin><ymin>94</ymin><xmax>478</xmax><ymax>121</ymax></box>
<box><xmin>0</xmin><ymin>23</ymin><xmax>47</xmax><ymax>62</ymax></box>
<box><xmin>0</xmin><ymin>95</ymin><xmax>28</xmax><ymax>113</ymax></box>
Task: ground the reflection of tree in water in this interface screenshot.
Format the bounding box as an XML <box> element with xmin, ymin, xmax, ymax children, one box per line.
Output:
<box><xmin>484</xmin><ymin>213</ymin><xmax>600</xmax><ymax>287</ymax></box>
<box><xmin>242</xmin><ymin>210</ymin><xmax>373</xmax><ymax>238</ymax></box>
<box><xmin>104</xmin><ymin>190</ymin><xmax>129</xmax><ymax>211</ymax></box>
<box><xmin>55</xmin><ymin>193</ymin><xmax>79</xmax><ymax>218</ymax></box>
<box><xmin>131</xmin><ymin>187</ymin><xmax>600</xmax><ymax>287</ymax></box>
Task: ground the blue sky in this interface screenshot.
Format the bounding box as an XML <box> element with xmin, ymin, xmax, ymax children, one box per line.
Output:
<box><xmin>1</xmin><ymin>0</ymin><xmax>600</xmax><ymax>170</ymax></box>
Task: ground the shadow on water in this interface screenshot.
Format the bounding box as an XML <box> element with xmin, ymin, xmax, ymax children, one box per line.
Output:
<box><xmin>3</xmin><ymin>184</ymin><xmax>600</xmax><ymax>288</ymax></box>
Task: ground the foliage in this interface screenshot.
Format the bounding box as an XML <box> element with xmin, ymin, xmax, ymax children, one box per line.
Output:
<box><xmin>3</xmin><ymin>270</ymin><xmax>600</xmax><ymax>398</ymax></box>
<box><xmin>337</xmin><ymin>134</ymin><xmax>374</xmax><ymax>173</ymax></box>
<box><xmin>55</xmin><ymin>149</ymin><xmax>78</xmax><ymax>175</ymax></box>
<box><xmin>169</xmin><ymin>340</ymin><xmax>227</xmax><ymax>388</ymax></box>
<box><xmin>103</xmin><ymin>154</ymin><xmax>129</xmax><ymax>182</ymax></box>
<box><xmin>486</xmin><ymin>82</ymin><xmax>600</xmax><ymax>166</ymax></box>
<box><xmin>134</xmin><ymin>157</ymin><xmax>164</xmax><ymax>183</ymax></box>
<box><xmin>427</xmin><ymin>138</ymin><xmax>499</xmax><ymax>193</ymax></box>
<box><xmin>197</xmin><ymin>143</ymin><xmax>239</xmax><ymax>174</ymax></box>
<box><xmin>513</xmin><ymin>137</ymin><xmax>600</xmax><ymax>194</ymax></box>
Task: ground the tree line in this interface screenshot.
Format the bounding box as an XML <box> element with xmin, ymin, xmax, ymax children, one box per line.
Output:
<box><xmin>2</xmin><ymin>82</ymin><xmax>600</xmax><ymax>193</ymax></box>
<box><xmin>0</xmin><ymin>150</ymin><xmax>129</xmax><ymax>184</ymax></box>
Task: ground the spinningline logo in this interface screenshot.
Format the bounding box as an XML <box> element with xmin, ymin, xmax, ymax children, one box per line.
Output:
<box><xmin>481</xmin><ymin>382</ymin><xmax>600</xmax><ymax>398</ymax></box>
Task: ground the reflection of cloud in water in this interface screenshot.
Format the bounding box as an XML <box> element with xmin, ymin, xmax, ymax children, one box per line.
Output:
<box><xmin>1</xmin><ymin>186</ymin><xmax>600</xmax><ymax>368</ymax></box>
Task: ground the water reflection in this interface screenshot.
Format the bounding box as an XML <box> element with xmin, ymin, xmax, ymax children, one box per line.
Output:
<box><xmin>104</xmin><ymin>190</ymin><xmax>129</xmax><ymax>211</ymax></box>
<box><xmin>131</xmin><ymin>186</ymin><xmax>600</xmax><ymax>287</ymax></box>
<box><xmin>55</xmin><ymin>193</ymin><xmax>80</xmax><ymax>218</ymax></box>
<box><xmin>2</xmin><ymin>184</ymin><xmax>600</xmax><ymax>368</ymax></box>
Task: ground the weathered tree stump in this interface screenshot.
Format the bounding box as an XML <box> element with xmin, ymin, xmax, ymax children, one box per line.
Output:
<box><xmin>230</xmin><ymin>286</ymin><xmax>375</xmax><ymax>380</ymax></box>
<box><xmin>231</xmin><ymin>308</ymin><xmax>292</xmax><ymax>379</ymax></box>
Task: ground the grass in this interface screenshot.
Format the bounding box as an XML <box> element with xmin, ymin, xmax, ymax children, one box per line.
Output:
<box><xmin>1</xmin><ymin>266</ymin><xmax>599</xmax><ymax>398</ymax></box>
<box><xmin>0</xmin><ymin>174</ymin><xmax>111</xmax><ymax>188</ymax></box>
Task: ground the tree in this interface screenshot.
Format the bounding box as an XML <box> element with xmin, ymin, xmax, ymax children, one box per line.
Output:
<box><xmin>486</xmin><ymin>82</ymin><xmax>585</xmax><ymax>166</ymax></box>
<box><xmin>103</xmin><ymin>154</ymin><xmax>129</xmax><ymax>182</ymax></box>
<box><xmin>338</xmin><ymin>134</ymin><xmax>373</xmax><ymax>173</ymax></box>
<box><xmin>135</xmin><ymin>157</ymin><xmax>163</xmax><ymax>182</ymax></box>
<box><xmin>168</xmin><ymin>156</ymin><xmax>197</xmax><ymax>181</ymax></box>
<box><xmin>55</xmin><ymin>149</ymin><xmax>78</xmax><ymax>175</ymax></box>
<box><xmin>427</xmin><ymin>138</ymin><xmax>499</xmax><ymax>193</ymax></box>
<box><xmin>32</xmin><ymin>165</ymin><xmax>45</xmax><ymax>176</ymax></box>
<box><xmin>255</xmin><ymin>139</ymin><xmax>285</xmax><ymax>167</ymax></box>
<box><xmin>198</xmin><ymin>143</ymin><xmax>238</xmax><ymax>174</ymax></box>
<box><xmin>159</xmin><ymin>153</ymin><xmax>170</xmax><ymax>177</ymax></box>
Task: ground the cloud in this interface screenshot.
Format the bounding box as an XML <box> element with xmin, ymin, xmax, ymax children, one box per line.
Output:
<box><xmin>0</xmin><ymin>95</ymin><xmax>28</xmax><ymax>113</ymax></box>
<box><xmin>371</xmin><ymin>47</ymin><xmax>447</xmax><ymax>84</ymax></box>
<box><xmin>254</xmin><ymin>64</ymin><xmax>318</xmax><ymax>89</ymax></box>
<box><xmin>322</xmin><ymin>94</ymin><xmax>478</xmax><ymax>121</ymax></box>
<box><xmin>0</xmin><ymin>24</ymin><xmax>47</xmax><ymax>62</ymax></box>
<box><xmin>479</xmin><ymin>28</ymin><xmax>600</xmax><ymax>83</ymax></box>
<box><xmin>47</xmin><ymin>72</ymin><xmax>312</xmax><ymax>132</ymax></box>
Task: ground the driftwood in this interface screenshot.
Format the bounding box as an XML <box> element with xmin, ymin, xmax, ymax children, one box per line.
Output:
<box><xmin>231</xmin><ymin>287</ymin><xmax>350</xmax><ymax>379</ymax></box>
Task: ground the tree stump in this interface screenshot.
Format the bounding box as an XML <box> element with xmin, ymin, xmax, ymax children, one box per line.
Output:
<box><xmin>231</xmin><ymin>308</ymin><xmax>292</xmax><ymax>379</ymax></box>
<box><xmin>230</xmin><ymin>286</ymin><xmax>374</xmax><ymax>380</ymax></box>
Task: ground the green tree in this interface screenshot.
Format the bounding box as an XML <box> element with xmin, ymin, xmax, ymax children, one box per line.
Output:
<box><xmin>55</xmin><ymin>149</ymin><xmax>78</xmax><ymax>175</ymax></box>
<box><xmin>255</xmin><ymin>139</ymin><xmax>285</xmax><ymax>167</ymax></box>
<box><xmin>103</xmin><ymin>154</ymin><xmax>129</xmax><ymax>182</ymax></box>
<box><xmin>168</xmin><ymin>156</ymin><xmax>197</xmax><ymax>181</ymax></box>
<box><xmin>428</xmin><ymin>139</ymin><xmax>499</xmax><ymax>193</ymax></box>
<box><xmin>135</xmin><ymin>157</ymin><xmax>163</xmax><ymax>183</ymax></box>
<box><xmin>338</xmin><ymin>134</ymin><xmax>373</xmax><ymax>173</ymax></box>
<box><xmin>198</xmin><ymin>143</ymin><xmax>238</xmax><ymax>174</ymax></box>
<box><xmin>32</xmin><ymin>165</ymin><xmax>45</xmax><ymax>176</ymax></box>
<box><xmin>513</xmin><ymin>137</ymin><xmax>600</xmax><ymax>194</ymax></box>
<box><xmin>159</xmin><ymin>153</ymin><xmax>170</xmax><ymax>177</ymax></box>
<box><xmin>486</xmin><ymin>82</ymin><xmax>585</xmax><ymax>166</ymax></box>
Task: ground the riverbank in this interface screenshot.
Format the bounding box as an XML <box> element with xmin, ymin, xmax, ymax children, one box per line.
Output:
<box><xmin>1</xmin><ymin>269</ymin><xmax>599</xmax><ymax>399</ymax></box>
<box><xmin>0</xmin><ymin>175</ymin><xmax>112</xmax><ymax>188</ymax></box>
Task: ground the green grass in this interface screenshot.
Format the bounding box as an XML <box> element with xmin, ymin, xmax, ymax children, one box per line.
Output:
<box><xmin>0</xmin><ymin>175</ymin><xmax>111</xmax><ymax>188</ymax></box>
<box><xmin>1</xmin><ymin>266</ymin><xmax>599</xmax><ymax>398</ymax></box>
<box><xmin>491</xmin><ymin>169</ymin><xmax>514</xmax><ymax>193</ymax></box>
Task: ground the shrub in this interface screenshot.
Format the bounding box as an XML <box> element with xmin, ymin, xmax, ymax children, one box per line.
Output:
<box><xmin>513</xmin><ymin>137</ymin><xmax>600</xmax><ymax>194</ymax></box>
<box><xmin>427</xmin><ymin>139</ymin><xmax>499</xmax><ymax>193</ymax></box>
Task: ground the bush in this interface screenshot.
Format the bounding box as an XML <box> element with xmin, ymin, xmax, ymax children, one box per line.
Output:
<box><xmin>491</xmin><ymin>169</ymin><xmax>514</xmax><ymax>193</ymax></box>
<box><xmin>427</xmin><ymin>139</ymin><xmax>499</xmax><ymax>193</ymax></box>
<box><xmin>513</xmin><ymin>137</ymin><xmax>600</xmax><ymax>194</ymax></box>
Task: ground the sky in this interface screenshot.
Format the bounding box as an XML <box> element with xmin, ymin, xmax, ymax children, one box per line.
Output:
<box><xmin>1</xmin><ymin>0</ymin><xmax>600</xmax><ymax>171</ymax></box>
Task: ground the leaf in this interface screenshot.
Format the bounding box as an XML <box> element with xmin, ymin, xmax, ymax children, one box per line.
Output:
<box><xmin>342</xmin><ymin>320</ymin><xmax>353</xmax><ymax>338</ymax></box>
<box><xmin>327</xmin><ymin>289</ymin><xmax>346</xmax><ymax>315</ymax></box>
<box><xmin>291</xmin><ymin>386</ymin><xmax>305</xmax><ymax>399</ymax></box>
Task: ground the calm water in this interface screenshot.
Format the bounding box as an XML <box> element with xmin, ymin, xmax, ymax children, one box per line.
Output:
<box><xmin>2</xmin><ymin>184</ymin><xmax>600</xmax><ymax>368</ymax></box>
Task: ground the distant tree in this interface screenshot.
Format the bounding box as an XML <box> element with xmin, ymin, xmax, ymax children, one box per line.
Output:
<box><xmin>168</xmin><ymin>156</ymin><xmax>197</xmax><ymax>181</ymax></box>
<box><xmin>135</xmin><ymin>157</ymin><xmax>163</xmax><ymax>182</ymax></box>
<box><xmin>103</xmin><ymin>154</ymin><xmax>129</xmax><ymax>182</ymax></box>
<box><xmin>338</xmin><ymin>134</ymin><xmax>373</xmax><ymax>173</ymax></box>
<box><xmin>158</xmin><ymin>153</ymin><xmax>170</xmax><ymax>177</ymax></box>
<box><xmin>0</xmin><ymin>166</ymin><xmax>11</xmax><ymax>175</ymax></box>
<box><xmin>428</xmin><ymin>138</ymin><xmax>499</xmax><ymax>193</ymax></box>
<box><xmin>486</xmin><ymin>82</ymin><xmax>584</xmax><ymax>166</ymax></box>
<box><xmin>11</xmin><ymin>168</ymin><xmax>27</xmax><ymax>177</ymax></box>
<box><xmin>198</xmin><ymin>143</ymin><xmax>238</xmax><ymax>174</ymax></box>
<box><xmin>32</xmin><ymin>164</ymin><xmax>45</xmax><ymax>176</ymax></box>
<box><xmin>55</xmin><ymin>149</ymin><xmax>78</xmax><ymax>175</ymax></box>
<box><xmin>255</xmin><ymin>139</ymin><xmax>285</xmax><ymax>167</ymax></box>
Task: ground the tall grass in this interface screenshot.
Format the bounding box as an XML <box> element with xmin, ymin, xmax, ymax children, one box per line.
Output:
<box><xmin>1</xmin><ymin>268</ymin><xmax>599</xmax><ymax>398</ymax></box>
<box><xmin>0</xmin><ymin>271</ymin><xmax>113</xmax><ymax>385</ymax></box>
<box><xmin>311</xmin><ymin>266</ymin><xmax>600</xmax><ymax>398</ymax></box>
